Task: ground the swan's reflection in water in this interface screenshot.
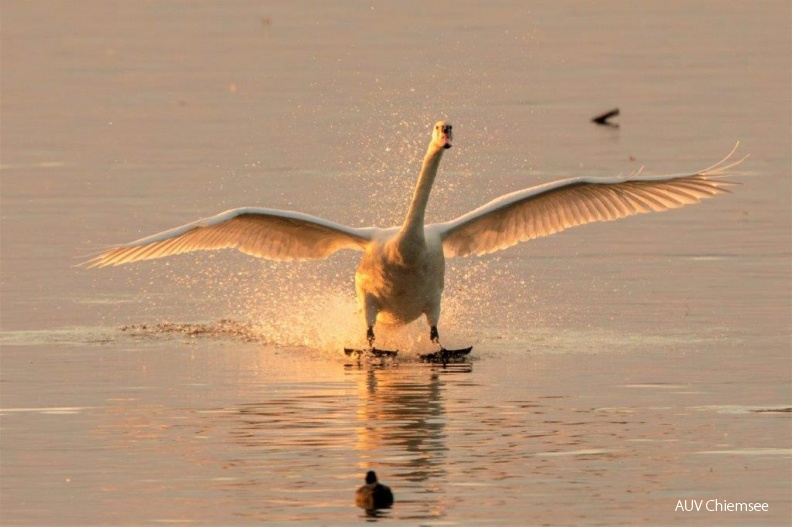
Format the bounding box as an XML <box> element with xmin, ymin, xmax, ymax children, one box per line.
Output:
<box><xmin>95</xmin><ymin>352</ymin><xmax>473</xmax><ymax>523</ymax></box>
<box><xmin>347</xmin><ymin>360</ymin><xmax>473</xmax><ymax>519</ymax></box>
<box><xmin>223</xmin><ymin>359</ymin><xmax>474</xmax><ymax>520</ymax></box>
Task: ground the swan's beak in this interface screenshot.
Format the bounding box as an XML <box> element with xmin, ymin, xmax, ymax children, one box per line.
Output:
<box><xmin>441</xmin><ymin>126</ymin><xmax>453</xmax><ymax>149</ymax></box>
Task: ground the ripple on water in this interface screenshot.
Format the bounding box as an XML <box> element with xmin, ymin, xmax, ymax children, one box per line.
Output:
<box><xmin>692</xmin><ymin>405</ymin><xmax>792</xmax><ymax>415</ymax></box>
<box><xmin>0</xmin><ymin>407</ymin><xmax>95</xmax><ymax>416</ymax></box>
<box><xmin>696</xmin><ymin>448</ymin><xmax>792</xmax><ymax>456</ymax></box>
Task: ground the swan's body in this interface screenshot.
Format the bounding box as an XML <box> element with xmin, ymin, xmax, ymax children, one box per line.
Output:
<box><xmin>356</xmin><ymin>226</ymin><xmax>446</xmax><ymax>331</ymax></box>
<box><xmin>85</xmin><ymin>121</ymin><xmax>743</xmax><ymax>349</ymax></box>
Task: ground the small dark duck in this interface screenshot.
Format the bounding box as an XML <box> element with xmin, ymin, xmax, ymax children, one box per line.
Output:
<box><xmin>355</xmin><ymin>470</ymin><xmax>394</xmax><ymax>511</ymax></box>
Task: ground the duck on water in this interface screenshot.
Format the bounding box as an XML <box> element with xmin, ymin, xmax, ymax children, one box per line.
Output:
<box><xmin>84</xmin><ymin>121</ymin><xmax>744</xmax><ymax>354</ymax></box>
<box><xmin>355</xmin><ymin>470</ymin><xmax>394</xmax><ymax>511</ymax></box>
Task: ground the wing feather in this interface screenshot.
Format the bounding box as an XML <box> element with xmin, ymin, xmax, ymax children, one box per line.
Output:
<box><xmin>431</xmin><ymin>145</ymin><xmax>745</xmax><ymax>258</ymax></box>
<box><xmin>82</xmin><ymin>207</ymin><xmax>375</xmax><ymax>268</ymax></box>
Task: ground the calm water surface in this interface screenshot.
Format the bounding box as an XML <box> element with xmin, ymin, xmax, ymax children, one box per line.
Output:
<box><xmin>1</xmin><ymin>1</ymin><xmax>790</xmax><ymax>525</ymax></box>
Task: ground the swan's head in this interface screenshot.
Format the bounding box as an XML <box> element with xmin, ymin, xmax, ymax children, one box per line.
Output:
<box><xmin>431</xmin><ymin>121</ymin><xmax>453</xmax><ymax>150</ymax></box>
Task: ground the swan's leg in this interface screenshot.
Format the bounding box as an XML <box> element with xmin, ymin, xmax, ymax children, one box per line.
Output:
<box><xmin>420</xmin><ymin>305</ymin><xmax>473</xmax><ymax>362</ymax></box>
<box><xmin>363</xmin><ymin>294</ymin><xmax>380</xmax><ymax>349</ymax></box>
<box><xmin>425</xmin><ymin>305</ymin><xmax>442</xmax><ymax>349</ymax></box>
<box><xmin>430</xmin><ymin>326</ymin><xmax>440</xmax><ymax>345</ymax></box>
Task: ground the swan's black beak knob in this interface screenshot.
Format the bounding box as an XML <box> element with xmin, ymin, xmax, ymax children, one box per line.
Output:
<box><xmin>442</xmin><ymin>124</ymin><xmax>453</xmax><ymax>149</ymax></box>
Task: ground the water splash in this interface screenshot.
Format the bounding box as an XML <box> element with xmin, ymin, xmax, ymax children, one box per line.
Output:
<box><xmin>121</xmin><ymin>250</ymin><xmax>522</xmax><ymax>355</ymax></box>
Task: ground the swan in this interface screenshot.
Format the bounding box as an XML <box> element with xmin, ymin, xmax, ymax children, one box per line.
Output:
<box><xmin>355</xmin><ymin>470</ymin><xmax>394</xmax><ymax>511</ymax></box>
<box><xmin>84</xmin><ymin>121</ymin><xmax>744</xmax><ymax>351</ymax></box>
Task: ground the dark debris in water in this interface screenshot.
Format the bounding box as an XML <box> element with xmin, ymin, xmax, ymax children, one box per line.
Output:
<box><xmin>750</xmin><ymin>407</ymin><xmax>792</xmax><ymax>414</ymax></box>
<box><xmin>119</xmin><ymin>320</ymin><xmax>264</xmax><ymax>343</ymax></box>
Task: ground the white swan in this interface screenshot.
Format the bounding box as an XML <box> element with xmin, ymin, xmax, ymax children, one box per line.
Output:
<box><xmin>85</xmin><ymin>121</ymin><xmax>744</xmax><ymax>350</ymax></box>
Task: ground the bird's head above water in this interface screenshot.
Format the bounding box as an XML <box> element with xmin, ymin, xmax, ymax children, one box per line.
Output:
<box><xmin>431</xmin><ymin>121</ymin><xmax>453</xmax><ymax>150</ymax></box>
<box><xmin>365</xmin><ymin>471</ymin><xmax>378</xmax><ymax>485</ymax></box>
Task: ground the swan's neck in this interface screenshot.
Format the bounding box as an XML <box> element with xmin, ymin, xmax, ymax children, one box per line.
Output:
<box><xmin>400</xmin><ymin>144</ymin><xmax>445</xmax><ymax>240</ymax></box>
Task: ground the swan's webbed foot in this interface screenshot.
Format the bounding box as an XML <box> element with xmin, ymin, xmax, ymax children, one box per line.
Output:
<box><xmin>422</xmin><ymin>325</ymin><xmax>473</xmax><ymax>363</ymax></box>
<box><xmin>342</xmin><ymin>327</ymin><xmax>397</xmax><ymax>359</ymax></box>
<box><xmin>419</xmin><ymin>345</ymin><xmax>473</xmax><ymax>363</ymax></box>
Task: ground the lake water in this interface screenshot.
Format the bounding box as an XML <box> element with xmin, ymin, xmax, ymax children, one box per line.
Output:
<box><xmin>1</xmin><ymin>1</ymin><xmax>790</xmax><ymax>525</ymax></box>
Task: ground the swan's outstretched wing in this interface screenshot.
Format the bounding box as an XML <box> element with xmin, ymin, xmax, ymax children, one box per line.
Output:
<box><xmin>83</xmin><ymin>207</ymin><xmax>375</xmax><ymax>268</ymax></box>
<box><xmin>430</xmin><ymin>145</ymin><xmax>745</xmax><ymax>258</ymax></box>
